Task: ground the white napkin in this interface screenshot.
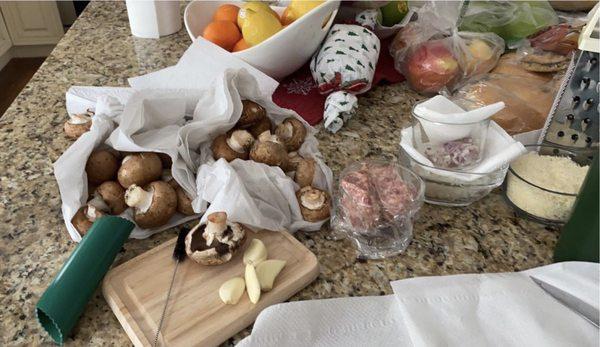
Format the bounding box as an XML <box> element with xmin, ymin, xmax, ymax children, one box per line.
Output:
<box><xmin>400</xmin><ymin>121</ymin><xmax>526</xmax><ymax>182</ymax></box>
<box><xmin>414</xmin><ymin>95</ymin><xmax>504</xmax><ymax>144</ymax></box>
<box><xmin>237</xmin><ymin>262</ymin><xmax>599</xmax><ymax>347</ymax></box>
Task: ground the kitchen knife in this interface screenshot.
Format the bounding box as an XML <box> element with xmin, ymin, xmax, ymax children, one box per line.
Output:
<box><xmin>530</xmin><ymin>276</ymin><xmax>599</xmax><ymax>328</ymax></box>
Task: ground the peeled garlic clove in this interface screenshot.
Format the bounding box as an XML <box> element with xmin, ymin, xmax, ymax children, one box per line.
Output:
<box><xmin>243</xmin><ymin>239</ymin><xmax>268</xmax><ymax>266</ymax></box>
<box><xmin>245</xmin><ymin>264</ymin><xmax>261</xmax><ymax>304</ymax></box>
<box><xmin>256</xmin><ymin>259</ymin><xmax>286</xmax><ymax>292</ymax></box>
<box><xmin>219</xmin><ymin>277</ymin><xmax>246</xmax><ymax>305</ymax></box>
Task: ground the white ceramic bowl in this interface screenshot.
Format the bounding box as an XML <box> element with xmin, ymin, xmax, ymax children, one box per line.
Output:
<box><xmin>184</xmin><ymin>0</ymin><xmax>340</xmax><ymax>80</ymax></box>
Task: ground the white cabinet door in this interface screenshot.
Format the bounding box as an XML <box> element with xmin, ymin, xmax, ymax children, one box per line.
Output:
<box><xmin>0</xmin><ymin>1</ymin><xmax>63</xmax><ymax>45</ymax></box>
<box><xmin>0</xmin><ymin>13</ymin><xmax>11</xmax><ymax>56</ymax></box>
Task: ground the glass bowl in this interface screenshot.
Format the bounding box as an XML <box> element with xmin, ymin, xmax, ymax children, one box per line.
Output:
<box><xmin>503</xmin><ymin>144</ymin><xmax>591</xmax><ymax>225</ymax></box>
<box><xmin>399</xmin><ymin>146</ymin><xmax>507</xmax><ymax>206</ymax></box>
<box><xmin>331</xmin><ymin>160</ymin><xmax>425</xmax><ymax>259</ymax></box>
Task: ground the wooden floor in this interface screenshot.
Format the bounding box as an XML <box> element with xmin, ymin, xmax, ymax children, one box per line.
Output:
<box><xmin>0</xmin><ymin>58</ymin><xmax>45</xmax><ymax>118</ymax></box>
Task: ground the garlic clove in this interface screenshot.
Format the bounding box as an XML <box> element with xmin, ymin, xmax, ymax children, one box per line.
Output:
<box><xmin>245</xmin><ymin>264</ymin><xmax>261</xmax><ymax>304</ymax></box>
<box><xmin>243</xmin><ymin>239</ymin><xmax>268</xmax><ymax>266</ymax></box>
<box><xmin>219</xmin><ymin>277</ymin><xmax>246</xmax><ymax>305</ymax></box>
<box><xmin>255</xmin><ymin>259</ymin><xmax>286</xmax><ymax>292</ymax></box>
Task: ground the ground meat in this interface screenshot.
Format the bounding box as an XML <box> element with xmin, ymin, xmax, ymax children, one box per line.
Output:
<box><xmin>424</xmin><ymin>137</ymin><xmax>480</xmax><ymax>168</ymax></box>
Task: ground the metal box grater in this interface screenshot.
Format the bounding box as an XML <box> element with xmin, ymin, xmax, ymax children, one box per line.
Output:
<box><xmin>541</xmin><ymin>50</ymin><xmax>599</xmax><ymax>157</ymax></box>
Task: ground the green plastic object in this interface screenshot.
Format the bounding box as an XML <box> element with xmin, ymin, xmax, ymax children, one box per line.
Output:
<box><xmin>554</xmin><ymin>155</ymin><xmax>599</xmax><ymax>263</ymax></box>
<box><xmin>36</xmin><ymin>216</ymin><xmax>135</xmax><ymax>344</ymax></box>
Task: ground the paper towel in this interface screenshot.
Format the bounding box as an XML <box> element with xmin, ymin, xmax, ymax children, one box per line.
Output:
<box><xmin>125</xmin><ymin>0</ymin><xmax>181</xmax><ymax>39</ymax></box>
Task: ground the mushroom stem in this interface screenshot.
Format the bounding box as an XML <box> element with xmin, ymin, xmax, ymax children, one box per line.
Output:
<box><xmin>226</xmin><ymin>130</ymin><xmax>254</xmax><ymax>153</ymax></box>
<box><xmin>258</xmin><ymin>131</ymin><xmax>282</xmax><ymax>144</ymax></box>
<box><xmin>68</xmin><ymin>113</ymin><xmax>91</xmax><ymax>124</ymax></box>
<box><xmin>300</xmin><ymin>189</ymin><xmax>326</xmax><ymax>210</ymax></box>
<box><xmin>125</xmin><ymin>184</ymin><xmax>153</xmax><ymax>213</ymax></box>
<box><xmin>85</xmin><ymin>205</ymin><xmax>103</xmax><ymax>221</ymax></box>
<box><xmin>88</xmin><ymin>194</ymin><xmax>109</xmax><ymax>212</ymax></box>
<box><xmin>204</xmin><ymin>212</ymin><xmax>228</xmax><ymax>246</ymax></box>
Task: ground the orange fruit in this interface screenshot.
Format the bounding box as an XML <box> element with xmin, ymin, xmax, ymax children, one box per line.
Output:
<box><xmin>232</xmin><ymin>38</ymin><xmax>250</xmax><ymax>52</ymax></box>
<box><xmin>202</xmin><ymin>21</ymin><xmax>241</xmax><ymax>51</ymax></box>
<box><xmin>212</xmin><ymin>4</ymin><xmax>240</xmax><ymax>24</ymax></box>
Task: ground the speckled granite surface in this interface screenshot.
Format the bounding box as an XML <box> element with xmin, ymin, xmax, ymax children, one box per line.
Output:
<box><xmin>0</xmin><ymin>2</ymin><xmax>559</xmax><ymax>346</ymax></box>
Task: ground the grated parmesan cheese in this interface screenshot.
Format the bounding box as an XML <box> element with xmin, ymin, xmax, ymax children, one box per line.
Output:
<box><xmin>506</xmin><ymin>152</ymin><xmax>589</xmax><ymax>222</ymax></box>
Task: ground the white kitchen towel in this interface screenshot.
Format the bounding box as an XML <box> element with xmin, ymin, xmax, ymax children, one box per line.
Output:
<box><xmin>413</xmin><ymin>95</ymin><xmax>504</xmax><ymax>144</ymax></box>
<box><xmin>237</xmin><ymin>262</ymin><xmax>599</xmax><ymax>347</ymax></box>
<box><xmin>400</xmin><ymin>121</ymin><xmax>526</xmax><ymax>182</ymax></box>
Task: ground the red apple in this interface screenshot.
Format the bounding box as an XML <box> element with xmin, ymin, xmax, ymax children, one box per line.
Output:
<box><xmin>406</xmin><ymin>40</ymin><xmax>459</xmax><ymax>94</ymax></box>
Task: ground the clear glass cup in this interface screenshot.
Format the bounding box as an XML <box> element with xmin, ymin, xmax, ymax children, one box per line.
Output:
<box><xmin>331</xmin><ymin>160</ymin><xmax>425</xmax><ymax>259</ymax></box>
<box><xmin>411</xmin><ymin>103</ymin><xmax>490</xmax><ymax>170</ymax></box>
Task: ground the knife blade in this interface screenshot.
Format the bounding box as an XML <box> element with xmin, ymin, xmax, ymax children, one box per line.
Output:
<box><xmin>530</xmin><ymin>276</ymin><xmax>599</xmax><ymax>328</ymax></box>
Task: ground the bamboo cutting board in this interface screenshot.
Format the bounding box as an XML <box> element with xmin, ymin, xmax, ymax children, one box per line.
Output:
<box><xmin>102</xmin><ymin>230</ymin><xmax>319</xmax><ymax>347</ymax></box>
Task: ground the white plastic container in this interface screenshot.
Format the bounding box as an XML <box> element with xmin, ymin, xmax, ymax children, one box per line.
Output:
<box><xmin>184</xmin><ymin>0</ymin><xmax>340</xmax><ymax>80</ymax></box>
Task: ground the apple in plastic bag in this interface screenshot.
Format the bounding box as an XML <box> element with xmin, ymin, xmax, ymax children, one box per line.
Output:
<box><xmin>406</xmin><ymin>40</ymin><xmax>459</xmax><ymax>94</ymax></box>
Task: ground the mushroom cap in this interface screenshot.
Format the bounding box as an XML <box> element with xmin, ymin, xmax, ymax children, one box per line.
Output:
<box><xmin>96</xmin><ymin>181</ymin><xmax>127</xmax><ymax>215</ymax></box>
<box><xmin>250</xmin><ymin>141</ymin><xmax>288</xmax><ymax>168</ymax></box>
<box><xmin>247</xmin><ymin>117</ymin><xmax>272</xmax><ymax>138</ymax></box>
<box><xmin>295</xmin><ymin>158</ymin><xmax>316</xmax><ymax>188</ymax></box>
<box><xmin>237</xmin><ymin>100</ymin><xmax>267</xmax><ymax>128</ymax></box>
<box><xmin>184</xmin><ymin>218</ymin><xmax>247</xmax><ymax>265</ymax></box>
<box><xmin>296</xmin><ymin>186</ymin><xmax>331</xmax><ymax>222</ymax></box>
<box><xmin>64</xmin><ymin>119</ymin><xmax>92</xmax><ymax>139</ymax></box>
<box><xmin>117</xmin><ymin>152</ymin><xmax>163</xmax><ymax>188</ymax></box>
<box><xmin>157</xmin><ymin>152</ymin><xmax>172</xmax><ymax>168</ymax></box>
<box><xmin>86</xmin><ymin>149</ymin><xmax>119</xmax><ymax>185</ymax></box>
<box><xmin>71</xmin><ymin>207</ymin><xmax>93</xmax><ymax>236</ymax></box>
<box><xmin>275</xmin><ymin>117</ymin><xmax>307</xmax><ymax>152</ymax></box>
<box><xmin>211</xmin><ymin>133</ymin><xmax>250</xmax><ymax>162</ymax></box>
<box><xmin>176</xmin><ymin>186</ymin><xmax>195</xmax><ymax>216</ymax></box>
<box><xmin>133</xmin><ymin>181</ymin><xmax>177</xmax><ymax>229</ymax></box>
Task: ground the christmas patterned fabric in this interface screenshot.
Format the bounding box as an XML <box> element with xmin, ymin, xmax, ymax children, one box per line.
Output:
<box><xmin>323</xmin><ymin>91</ymin><xmax>358</xmax><ymax>133</ymax></box>
<box><xmin>310</xmin><ymin>24</ymin><xmax>381</xmax><ymax>95</ymax></box>
<box><xmin>355</xmin><ymin>9</ymin><xmax>379</xmax><ymax>31</ymax></box>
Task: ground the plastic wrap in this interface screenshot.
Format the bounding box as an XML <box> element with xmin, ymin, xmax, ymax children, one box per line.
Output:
<box><xmin>458</xmin><ymin>1</ymin><xmax>559</xmax><ymax>48</ymax></box>
<box><xmin>332</xmin><ymin>160</ymin><xmax>424</xmax><ymax>258</ymax></box>
<box><xmin>390</xmin><ymin>2</ymin><xmax>504</xmax><ymax>95</ymax></box>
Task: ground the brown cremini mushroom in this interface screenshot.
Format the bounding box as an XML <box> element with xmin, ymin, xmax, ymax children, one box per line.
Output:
<box><xmin>94</xmin><ymin>181</ymin><xmax>127</xmax><ymax>215</ymax></box>
<box><xmin>86</xmin><ymin>149</ymin><xmax>119</xmax><ymax>185</ymax></box>
<box><xmin>211</xmin><ymin>130</ymin><xmax>254</xmax><ymax>162</ymax></box>
<box><xmin>237</xmin><ymin>100</ymin><xmax>267</xmax><ymax>128</ymax></box>
<box><xmin>249</xmin><ymin>131</ymin><xmax>288</xmax><ymax>168</ymax></box>
<box><xmin>157</xmin><ymin>152</ymin><xmax>172</xmax><ymax>168</ymax></box>
<box><xmin>275</xmin><ymin>117</ymin><xmax>307</xmax><ymax>152</ymax></box>
<box><xmin>296</xmin><ymin>186</ymin><xmax>330</xmax><ymax>222</ymax></box>
<box><xmin>125</xmin><ymin>181</ymin><xmax>177</xmax><ymax>229</ymax></box>
<box><xmin>161</xmin><ymin>169</ymin><xmax>179</xmax><ymax>189</ymax></box>
<box><xmin>64</xmin><ymin>113</ymin><xmax>92</xmax><ymax>139</ymax></box>
<box><xmin>247</xmin><ymin>117</ymin><xmax>272</xmax><ymax>138</ymax></box>
<box><xmin>117</xmin><ymin>152</ymin><xmax>163</xmax><ymax>188</ymax></box>
<box><xmin>185</xmin><ymin>212</ymin><xmax>246</xmax><ymax>265</ymax></box>
<box><xmin>176</xmin><ymin>185</ymin><xmax>195</xmax><ymax>216</ymax></box>
<box><xmin>295</xmin><ymin>158</ymin><xmax>316</xmax><ymax>188</ymax></box>
<box><xmin>71</xmin><ymin>204</ymin><xmax>106</xmax><ymax>236</ymax></box>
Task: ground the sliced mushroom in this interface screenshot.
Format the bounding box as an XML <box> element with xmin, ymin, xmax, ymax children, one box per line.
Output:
<box><xmin>117</xmin><ymin>152</ymin><xmax>163</xmax><ymax>188</ymax></box>
<box><xmin>211</xmin><ymin>130</ymin><xmax>254</xmax><ymax>162</ymax></box>
<box><xmin>275</xmin><ymin>117</ymin><xmax>307</xmax><ymax>152</ymax></box>
<box><xmin>64</xmin><ymin>113</ymin><xmax>92</xmax><ymax>139</ymax></box>
<box><xmin>94</xmin><ymin>181</ymin><xmax>127</xmax><ymax>215</ymax></box>
<box><xmin>296</xmin><ymin>186</ymin><xmax>331</xmax><ymax>222</ymax></box>
<box><xmin>237</xmin><ymin>100</ymin><xmax>267</xmax><ymax>128</ymax></box>
<box><xmin>71</xmin><ymin>204</ymin><xmax>106</xmax><ymax>236</ymax></box>
<box><xmin>247</xmin><ymin>117</ymin><xmax>272</xmax><ymax>138</ymax></box>
<box><xmin>125</xmin><ymin>181</ymin><xmax>177</xmax><ymax>229</ymax></box>
<box><xmin>249</xmin><ymin>131</ymin><xmax>288</xmax><ymax>168</ymax></box>
<box><xmin>295</xmin><ymin>158</ymin><xmax>316</xmax><ymax>188</ymax></box>
<box><xmin>176</xmin><ymin>185</ymin><xmax>195</xmax><ymax>216</ymax></box>
<box><xmin>185</xmin><ymin>212</ymin><xmax>246</xmax><ymax>265</ymax></box>
<box><xmin>86</xmin><ymin>149</ymin><xmax>119</xmax><ymax>185</ymax></box>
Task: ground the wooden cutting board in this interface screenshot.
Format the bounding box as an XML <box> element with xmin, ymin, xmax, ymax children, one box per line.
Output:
<box><xmin>102</xmin><ymin>230</ymin><xmax>319</xmax><ymax>347</ymax></box>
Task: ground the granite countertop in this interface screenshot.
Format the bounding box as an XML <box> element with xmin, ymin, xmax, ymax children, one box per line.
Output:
<box><xmin>0</xmin><ymin>2</ymin><xmax>559</xmax><ymax>346</ymax></box>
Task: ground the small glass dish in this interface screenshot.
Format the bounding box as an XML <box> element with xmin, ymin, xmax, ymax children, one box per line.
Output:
<box><xmin>503</xmin><ymin>144</ymin><xmax>590</xmax><ymax>225</ymax></box>
<box><xmin>399</xmin><ymin>146</ymin><xmax>507</xmax><ymax>206</ymax></box>
<box><xmin>411</xmin><ymin>102</ymin><xmax>490</xmax><ymax>170</ymax></box>
<box><xmin>331</xmin><ymin>160</ymin><xmax>425</xmax><ymax>259</ymax></box>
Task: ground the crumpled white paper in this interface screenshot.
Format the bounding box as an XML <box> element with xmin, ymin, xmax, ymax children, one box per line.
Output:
<box><xmin>237</xmin><ymin>262</ymin><xmax>599</xmax><ymax>347</ymax></box>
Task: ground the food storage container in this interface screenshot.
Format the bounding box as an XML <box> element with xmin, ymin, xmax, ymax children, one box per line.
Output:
<box><xmin>184</xmin><ymin>0</ymin><xmax>340</xmax><ymax>79</ymax></box>
<box><xmin>332</xmin><ymin>160</ymin><xmax>424</xmax><ymax>259</ymax></box>
<box><xmin>411</xmin><ymin>102</ymin><xmax>491</xmax><ymax>170</ymax></box>
<box><xmin>399</xmin><ymin>146</ymin><xmax>507</xmax><ymax>206</ymax></box>
<box><xmin>504</xmin><ymin>144</ymin><xmax>591</xmax><ymax>225</ymax></box>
